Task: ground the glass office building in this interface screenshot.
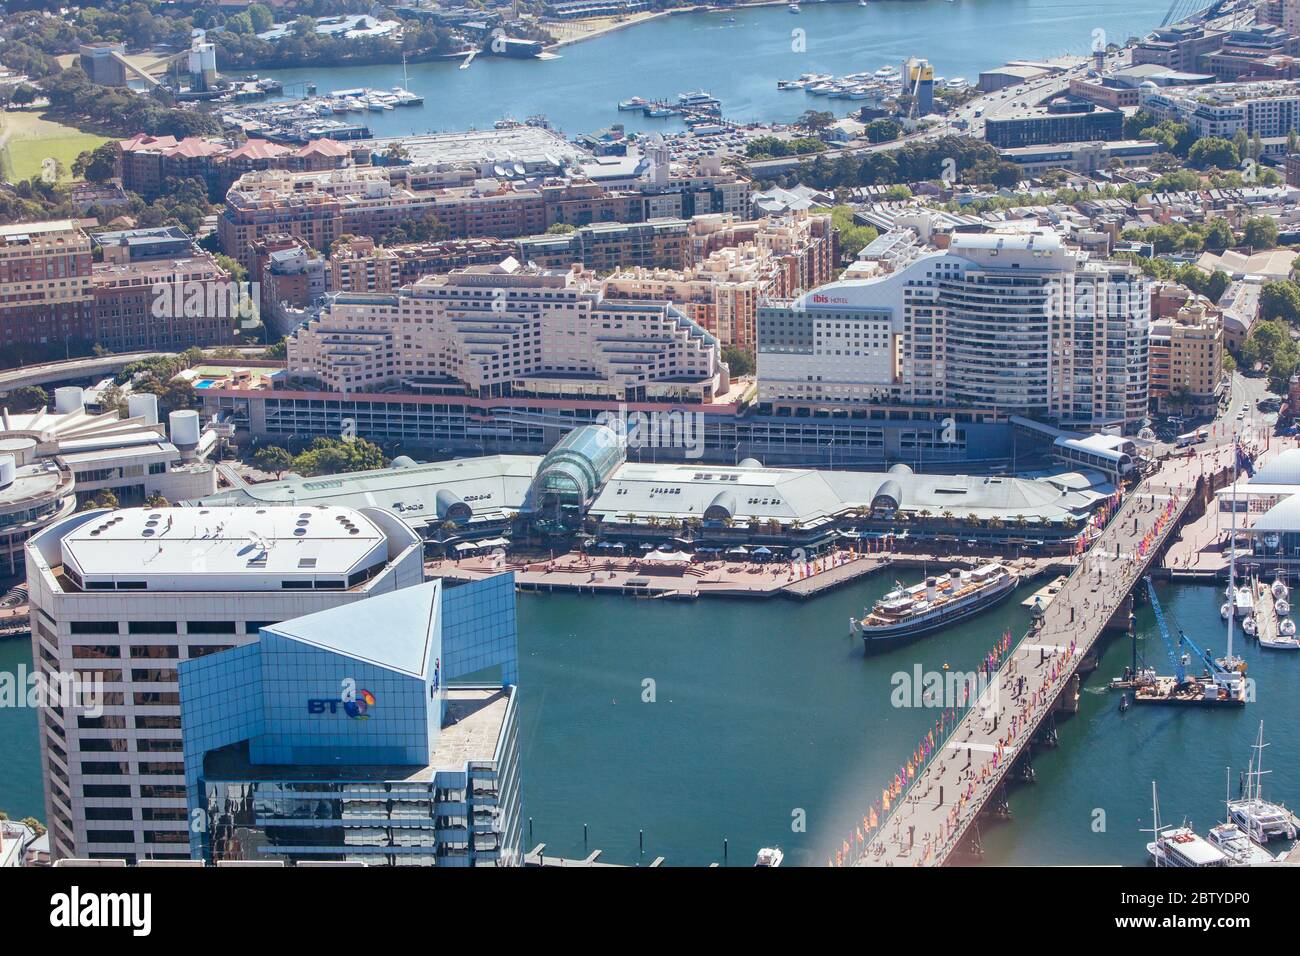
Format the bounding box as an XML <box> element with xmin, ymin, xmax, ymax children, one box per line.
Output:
<box><xmin>178</xmin><ymin>574</ymin><xmax>521</xmax><ymax>866</ymax></box>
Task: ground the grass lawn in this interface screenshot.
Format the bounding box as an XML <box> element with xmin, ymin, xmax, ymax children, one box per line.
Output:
<box><xmin>0</xmin><ymin>109</ymin><xmax>108</xmax><ymax>183</ymax></box>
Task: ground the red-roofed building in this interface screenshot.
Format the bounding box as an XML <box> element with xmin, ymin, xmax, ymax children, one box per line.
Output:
<box><xmin>222</xmin><ymin>139</ymin><xmax>295</xmax><ymax>191</ymax></box>
<box><xmin>117</xmin><ymin>135</ymin><xmax>231</xmax><ymax>200</ymax></box>
<box><xmin>290</xmin><ymin>138</ymin><xmax>355</xmax><ymax>172</ymax></box>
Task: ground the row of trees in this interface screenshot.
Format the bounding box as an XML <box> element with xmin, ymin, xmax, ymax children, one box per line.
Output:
<box><xmin>1121</xmin><ymin>216</ymin><xmax>1278</xmax><ymax>256</ymax></box>
<box><xmin>763</xmin><ymin>136</ymin><xmax>1013</xmax><ymax>193</ymax></box>
<box><xmin>251</xmin><ymin>437</ymin><xmax>388</xmax><ymax>478</ymax></box>
<box><xmin>39</xmin><ymin>64</ymin><xmax>223</xmax><ymax>139</ymax></box>
<box><xmin>212</xmin><ymin>15</ymin><xmax>464</xmax><ymax>72</ymax></box>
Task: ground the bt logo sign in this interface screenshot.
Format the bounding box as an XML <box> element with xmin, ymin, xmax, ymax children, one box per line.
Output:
<box><xmin>307</xmin><ymin>688</ymin><xmax>375</xmax><ymax>719</ymax></box>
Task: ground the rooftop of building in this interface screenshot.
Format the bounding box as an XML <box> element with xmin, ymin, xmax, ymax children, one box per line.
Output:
<box><xmin>201</xmin><ymin>686</ymin><xmax>512</xmax><ymax>782</ymax></box>
<box><xmin>0</xmin><ymin>458</ymin><xmax>70</xmax><ymax>511</ymax></box>
<box><xmin>59</xmin><ymin>505</ymin><xmax>388</xmax><ymax>584</ymax></box>
<box><xmin>92</xmin><ymin>253</ymin><xmax>224</xmax><ymax>283</ymax></box>
<box><xmin>264</xmin><ymin>577</ymin><xmax>440</xmax><ymax>677</ymax></box>
<box><xmin>190</xmin><ymin>454</ymin><xmax>540</xmax><ymax>527</ymax></box>
<box><xmin>588</xmin><ymin>459</ymin><xmax>1111</xmax><ymax>527</ymax></box>
<box><xmin>0</xmin><ymin>219</ymin><xmax>83</xmax><ymax>242</ymax></box>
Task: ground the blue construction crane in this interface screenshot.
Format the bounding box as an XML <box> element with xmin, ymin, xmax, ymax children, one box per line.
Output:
<box><xmin>1144</xmin><ymin>577</ymin><xmax>1219</xmax><ymax>683</ymax></box>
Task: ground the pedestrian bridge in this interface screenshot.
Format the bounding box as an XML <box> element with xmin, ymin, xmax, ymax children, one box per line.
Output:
<box><xmin>855</xmin><ymin>464</ymin><xmax>1200</xmax><ymax>866</ymax></box>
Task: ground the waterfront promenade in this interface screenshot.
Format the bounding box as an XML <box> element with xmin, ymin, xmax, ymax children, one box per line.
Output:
<box><xmin>856</xmin><ymin>451</ymin><xmax>1206</xmax><ymax>866</ymax></box>
<box><xmin>427</xmin><ymin>547</ymin><xmax>1061</xmax><ymax>601</ymax></box>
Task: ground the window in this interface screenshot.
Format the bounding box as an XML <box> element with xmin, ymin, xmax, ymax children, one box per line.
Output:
<box><xmin>83</xmin><ymin>784</ymin><xmax>131</xmax><ymax>799</ymax></box>
<box><xmin>86</xmin><ymin>807</ymin><xmax>134</xmax><ymax>821</ymax></box>
<box><xmin>128</xmin><ymin>621</ymin><xmax>177</xmax><ymax>635</ymax></box>
<box><xmin>71</xmin><ymin>621</ymin><xmax>120</xmax><ymax>635</ymax></box>
<box><xmin>186</xmin><ymin>621</ymin><xmax>236</xmax><ymax>634</ymax></box>
<box><xmin>131</xmin><ymin>645</ymin><xmax>178</xmax><ymax>659</ymax></box>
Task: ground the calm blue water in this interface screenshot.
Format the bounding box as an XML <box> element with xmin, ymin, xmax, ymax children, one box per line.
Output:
<box><xmin>2</xmin><ymin>578</ymin><xmax>1295</xmax><ymax>864</ymax></box>
<box><xmin>513</xmin><ymin>579</ymin><xmax>1300</xmax><ymax>866</ymax></box>
<box><xmin>258</xmin><ymin>0</ymin><xmax>1173</xmax><ymax>136</ymax></box>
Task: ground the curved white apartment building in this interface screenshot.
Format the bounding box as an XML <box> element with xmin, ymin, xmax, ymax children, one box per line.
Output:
<box><xmin>757</xmin><ymin>230</ymin><xmax>1149</xmax><ymax>432</ymax></box>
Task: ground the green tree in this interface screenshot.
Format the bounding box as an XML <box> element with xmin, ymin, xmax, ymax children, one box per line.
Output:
<box><xmin>6</xmin><ymin>385</ymin><xmax>49</xmax><ymax>411</ymax></box>
<box><xmin>252</xmin><ymin>444</ymin><xmax>294</xmax><ymax>477</ymax></box>
<box><xmin>246</xmin><ymin>3</ymin><xmax>274</xmax><ymax>33</ymax></box>
<box><xmin>1188</xmin><ymin>136</ymin><xmax>1239</xmax><ymax>170</ymax></box>
<box><xmin>292</xmin><ymin>437</ymin><xmax>387</xmax><ymax>476</ymax></box>
<box><xmin>72</xmin><ymin>142</ymin><xmax>118</xmax><ymax>183</ymax></box>
<box><xmin>1242</xmin><ymin>216</ymin><xmax>1279</xmax><ymax>250</ymax></box>
<box><xmin>722</xmin><ymin>345</ymin><xmax>755</xmax><ymax>377</ymax></box>
<box><xmin>795</xmin><ymin>110</ymin><xmax>836</xmax><ymax>133</ymax></box>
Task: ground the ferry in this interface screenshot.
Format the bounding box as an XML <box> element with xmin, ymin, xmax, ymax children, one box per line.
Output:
<box><xmin>1146</xmin><ymin>783</ymin><xmax>1227</xmax><ymax>867</ymax></box>
<box><xmin>677</xmin><ymin>90</ymin><xmax>721</xmax><ymax>111</ymax></box>
<box><xmin>851</xmin><ymin>564</ymin><xmax>1017</xmax><ymax>647</ymax></box>
<box><xmin>754</xmin><ymin>846</ymin><xmax>784</xmax><ymax>867</ymax></box>
<box><xmin>1148</xmin><ymin>827</ymin><xmax>1228</xmax><ymax>867</ymax></box>
<box><xmin>789</xmin><ymin>3</ymin><xmax>801</xmax><ymax>12</ymax></box>
<box><xmin>619</xmin><ymin>96</ymin><xmax>649</xmax><ymax>111</ymax></box>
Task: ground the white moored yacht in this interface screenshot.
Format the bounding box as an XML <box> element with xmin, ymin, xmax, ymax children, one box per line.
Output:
<box><xmin>851</xmin><ymin>564</ymin><xmax>1017</xmax><ymax>647</ymax></box>
<box><xmin>1206</xmin><ymin>821</ymin><xmax>1275</xmax><ymax>865</ymax></box>
<box><xmin>1228</xmin><ymin>722</ymin><xmax>1299</xmax><ymax>843</ymax></box>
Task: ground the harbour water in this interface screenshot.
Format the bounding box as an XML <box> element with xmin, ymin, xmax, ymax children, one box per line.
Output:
<box><xmin>256</xmin><ymin>0</ymin><xmax>1174</xmax><ymax>136</ymax></box>
<box><xmin>1</xmin><ymin>578</ymin><xmax>1295</xmax><ymax>863</ymax></box>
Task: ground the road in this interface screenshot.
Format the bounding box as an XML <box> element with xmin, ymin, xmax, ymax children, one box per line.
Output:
<box><xmin>0</xmin><ymin>347</ymin><xmax>269</xmax><ymax>397</ymax></box>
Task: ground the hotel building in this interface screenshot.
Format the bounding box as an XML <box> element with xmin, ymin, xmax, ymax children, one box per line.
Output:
<box><xmin>517</xmin><ymin>218</ymin><xmax>692</xmax><ymax>272</ymax></box>
<box><xmin>0</xmin><ymin>220</ymin><xmax>95</xmax><ymax>353</ymax></box>
<box><xmin>1140</xmin><ymin>80</ymin><xmax>1300</xmax><ymax>140</ymax></box>
<box><xmin>327</xmin><ymin>236</ymin><xmax>519</xmax><ymax>294</ymax></box>
<box><xmin>90</xmin><ymin>227</ymin><xmax>239</xmax><ymax>352</ymax></box>
<box><xmin>756</xmin><ymin>230</ymin><xmax>1150</xmax><ymax>433</ymax></box>
<box><xmin>286</xmin><ymin>259</ymin><xmax>730</xmax><ymax>404</ymax></box>
<box><xmin>180</xmin><ymin>574</ymin><xmax>521</xmax><ymax>866</ymax></box>
<box><xmin>600</xmin><ymin>212</ymin><xmax>837</xmax><ymax>349</ymax></box>
<box><xmin>24</xmin><ymin>505</ymin><xmax>425</xmax><ymax>862</ymax></box>
<box><xmin>1147</xmin><ymin>298</ymin><xmax>1224</xmax><ymax>414</ymax></box>
<box><xmin>219</xmin><ymin>158</ymin><xmax>751</xmax><ymax>270</ymax></box>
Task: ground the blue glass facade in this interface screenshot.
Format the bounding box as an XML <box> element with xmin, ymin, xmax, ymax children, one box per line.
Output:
<box><xmin>178</xmin><ymin>574</ymin><xmax>521</xmax><ymax>866</ymax></box>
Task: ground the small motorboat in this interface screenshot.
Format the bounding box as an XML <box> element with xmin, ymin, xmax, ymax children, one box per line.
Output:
<box><xmin>755</xmin><ymin>846</ymin><xmax>784</xmax><ymax>866</ymax></box>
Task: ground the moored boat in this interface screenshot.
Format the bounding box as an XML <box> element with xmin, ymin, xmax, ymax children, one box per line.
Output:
<box><xmin>851</xmin><ymin>564</ymin><xmax>1017</xmax><ymax>647</ymax></box>
<box><xmin>754</xmin><ymin>846</ymin><xmax>784</xmax><ymax>866</ymax></box>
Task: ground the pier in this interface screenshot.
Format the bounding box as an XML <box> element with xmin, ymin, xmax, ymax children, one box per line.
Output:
<box><xmin>856</xmin><ymin>453</ymin><xmax>1205</xmax><ymax>866</ymax></box>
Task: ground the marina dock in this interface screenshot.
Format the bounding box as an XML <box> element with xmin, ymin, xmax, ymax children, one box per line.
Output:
<box><xmin>856</xmin><ymin>455</ymin><xmax>1203</xmax><ymax>866</ymax></box>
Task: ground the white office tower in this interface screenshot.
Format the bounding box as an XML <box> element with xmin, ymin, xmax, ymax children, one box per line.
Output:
<box><xmin>25</xmin><ymin>505</ymin><xmax>424</xmax><ymax>863</ymax></box>
<box><xmin>757</xmin><ymin>230</ymin><xmax>1149</xmax><ymax>432</ymax></box>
